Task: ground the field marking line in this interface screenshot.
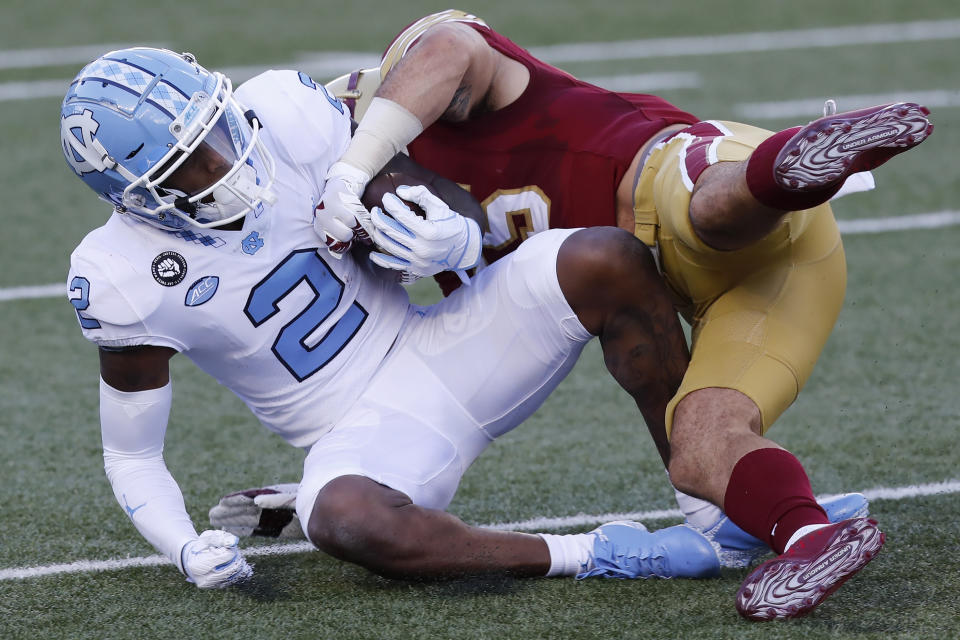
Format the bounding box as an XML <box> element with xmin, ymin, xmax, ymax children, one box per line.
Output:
<box><xmin>0</xmin><ymin>68</ymin><xmax>698</xmax><ymax>102</ymax></box>
<box><xmin>0</xmin><ymin>44</ymin><xmax>154</xmax><ymax>70</ymax></box>
<box><xmin>0</xmin><ymin>283</ymin><xmax>63</xmax><ymax>301</ymax></box>
<box><xmin>489</xmin><ymin>479</ymin><xmax>960</xmax><ymax>532</ymax></box>
<box><xmin>836</xmin><ymin>210</ymin><xmax>960</xmax><ymax>235</ymax></box>
<box><xmin>3</xmin><ymin>210</ymin><xmax>958</xmax><ymax>303</ymax></box>
<box><xmin>528</xmin><ymin>19</ymin><xmax>960</xmax><ymax>63</ymax></box>
<box><xmin>4</xmin><ymin>18</ymin><xmax>959</xmax><ymax>101</ymax></box>
<box><xmin>0</xmin><ymin>79</ymin><xmax>78</xmax><ymax>101</ymax></box>
<box><xmin>5</xmin><ymin>19</ymin><xmax>955</xmax><ymax>72</ymax></box>
<box><xmin>737</xmin><ymin>89</ymin><xmax>960</xmax><ymax>120</ymax></box>
<box><xmin>1</xmin><ymin>479</ymin><xmax>957</xmax><ymax>581</ymax></box>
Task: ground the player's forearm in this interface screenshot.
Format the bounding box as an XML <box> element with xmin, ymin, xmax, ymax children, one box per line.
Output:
<box><xmin>337</xmin><ymin>24</ymin><xmax>487</xmax><ymax>180</ymax></box>
<box><xmin>100</xmin><ymin>379</ymin><xmax>198</xmax><ymax>571</ymax></box>
<box><xmin>103</xmin><ymin>450</ymin><xmax>199</xmax><ymax>571</ymax></box>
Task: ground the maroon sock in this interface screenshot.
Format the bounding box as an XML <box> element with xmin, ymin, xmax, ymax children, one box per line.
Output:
<box><xmin>745</xmin><ymin>127</ymin><xmax>843</xmax><ymax>211</ymax></box>
<box><xmin>723</xmin><ymin>448</ymin><xmax>829</xmax><ymax>554</ymax></box>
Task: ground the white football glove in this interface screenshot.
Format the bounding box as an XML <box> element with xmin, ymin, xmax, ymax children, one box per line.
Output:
<box><xmin>369</xmin><ymin>185</ymin><xmax>481</xmax><ymax>284</ymax></box>
<box><xmin>314</xmin><ymin>161</ymin><xmax>374</xmax><ymax>258</ymax></box>
<box><xmin>208</xmin><ymin>483</ymin><xmax>304</xmax><ymax>539</ymax></box>
<box><xmin>181</xmin><ymin>530</ymin><xmax>253</xmax><ymax>589</ymax></box>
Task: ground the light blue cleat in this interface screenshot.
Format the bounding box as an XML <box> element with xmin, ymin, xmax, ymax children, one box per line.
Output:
<box><xmin>576</xmin><ymin>521</ymin><xmax>720</xmax><ymax>580</ymax></box>
<box><xmin>697</xmin><ymin>492</ymin><xmax>869</xmax><ymax>569</ymax></box>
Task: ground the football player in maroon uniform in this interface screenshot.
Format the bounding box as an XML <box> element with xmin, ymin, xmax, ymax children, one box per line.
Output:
<box><xmin>312</xmin><ymin>10</ymin><xmax>931</xmax><ymax>620</ymax></box>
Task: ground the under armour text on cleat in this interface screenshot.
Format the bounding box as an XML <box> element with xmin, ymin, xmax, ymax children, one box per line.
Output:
<box><xmin>735</xmin><ymin>517</ymin><xmax>884</xmax><ymax>621</ymax></box>
<box><xmin>700</xmin><ymin>492</ymin><xmax>869</xmax><ymax>569</ymax></box>
<box><xmin>775</xmin><ymin>102</ymin><xmax>932</xmax><ymax>191</ymax></box>
<box><xmin>577</xmin><ymin>521</ymin><xmax>720</xmax><ymax>580</ymax></box>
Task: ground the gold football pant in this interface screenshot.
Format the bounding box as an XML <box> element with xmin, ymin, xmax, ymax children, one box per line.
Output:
<box><xmin>633</xmin><ymin>121</ymin><xmax>846</xmax><ymax>437</ymax></box>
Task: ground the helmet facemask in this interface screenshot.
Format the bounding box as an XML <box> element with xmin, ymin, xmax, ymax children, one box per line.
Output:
<box><xmin>129</xmin><ymin>73</ymin><xmax>277</xmax><ymax>229</ymax></box>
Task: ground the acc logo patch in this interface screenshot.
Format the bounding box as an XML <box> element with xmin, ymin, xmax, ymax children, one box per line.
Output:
<box><xmin>184</xmin><ymin>276</ymin><xmax>219</xmax><ymax>307</ymax></box>
<box><xmin>151</xmin><ymin>251</ymin><xmax>187</xmax><ymax>287</ymax></box>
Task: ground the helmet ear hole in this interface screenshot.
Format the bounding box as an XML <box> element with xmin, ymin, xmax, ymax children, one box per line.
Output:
<box><xmin>125</xmin><ymin>143</ymin><xmax>144</xmax><ymax>160</ymax></box>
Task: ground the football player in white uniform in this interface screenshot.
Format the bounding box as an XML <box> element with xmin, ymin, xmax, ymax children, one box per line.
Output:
<box><xmin>62</xmin><ymin>48</ymin><xmax>723</xmax><ymax>588</ymax></box>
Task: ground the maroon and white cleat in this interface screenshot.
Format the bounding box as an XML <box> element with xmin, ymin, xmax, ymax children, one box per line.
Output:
<box><xmin>775</xmin><ymin>102</ymin><xmax>932</xmax><ymax>191</ymax></box>
<box><xmin>735</xmin><ymin>517</ymin><xmax>885</xmax><ymax>621</ymax></box>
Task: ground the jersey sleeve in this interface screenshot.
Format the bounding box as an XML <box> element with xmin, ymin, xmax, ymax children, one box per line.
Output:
<box><xmin>235</xmin><ymin>70</ymin><xmax>353</xmax><ymax>194</ymax></box>
<box><xmin>67</xmin><ymin>244</ymin><xmax>181</xmax><ymax>351</ymax></box>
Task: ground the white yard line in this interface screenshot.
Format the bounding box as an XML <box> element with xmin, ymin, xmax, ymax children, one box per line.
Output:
<box><xmin>0</xmin><ymin>44</ymin><xmax>151</xmax><ymax>70</ymax></box>
<box><xmin>6</xmin><ymin>19</ymin><xmax>957</xmax><ymax>74</ymax></box>
<box><xmin>0</xmin><ymin>79</ymin><xmax>76</xmax><ymax>101</ymax></box>
<box><xmin>0</xmin><ymin>67</ymin><xmax>697</xmax><ymax>102</ymax></box>
<box><xmin>1</xmin><ymin>478</ymin><xmax>956</xmax><ymax>581</ymax></box>
<box><xmin>4</xmin><ymin>210</ymin><xmax>957</xmax><ymax>304</ymax></box>
<box><xmin>4</xmin><ymin>18</ymin><xmax>959</xmax><ymax>101</ymax></box>
<box><xmin>490</xmin><ymin>480</ymin><xmax>960</xmax><ymax>532</ymax></box>
<box><xmin>0</xmin><ymin>284</ymin><xmax>63</xmax><ymax>301</ymax></box>
<box><xmin>737</xmin><ymin>90</ymin><xmax>960</xmax><ymax>120</ymax></box>
<box><xmin>529</xmin><ymin>19</ymin><xmax>960</xmax><ymax>63</ymax></box>
<box><xmin>836</xmin><ymin>210</ymin><xmax>960</xmax><ymax>235</ymax></box>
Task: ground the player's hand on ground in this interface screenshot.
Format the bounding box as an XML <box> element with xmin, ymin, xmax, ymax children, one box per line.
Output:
<box><xmin>208</xmin><ymin>484</ymin><xmax>303</xmax><ymax>539</ymax></box>
<box><xmin>369</xmin><ymin>185</ymin><xmax>481</xmax><ymax>283</ymax></box>
<box><xmin>315</xmin><ymin>161</ymin><xmax>374</xmax><ymax>258</ymax></box>
<box><xmin>181</xmin><ymin>530</ymin><xmax>254</xmax><ymax>588</ymax></box>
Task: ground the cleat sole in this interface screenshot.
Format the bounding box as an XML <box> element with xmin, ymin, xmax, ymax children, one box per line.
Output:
<box><xmin>735</xmin><ymin>517</ymin><xmax>885</xmax><ymax>621</ymax></box>
<box><xmin>774</xmin><ymin>103</ymin><xmax>932</xmax><ymax>191</ymax></box>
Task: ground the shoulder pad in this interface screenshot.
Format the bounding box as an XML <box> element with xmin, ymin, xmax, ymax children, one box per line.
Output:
<box><xmin>325</xmin><ymin>67</ymin><xmax>382</xmax><ymax>121</ymax></box>
<box><xmin>68</xmin><ymin>240</ymin><xmax>163</xmax><ymax>336</ymax></box>
<box><xmin>236</xmin><ymin>71</ymin><xmax>352</xmax><ymax>184</ymax></box>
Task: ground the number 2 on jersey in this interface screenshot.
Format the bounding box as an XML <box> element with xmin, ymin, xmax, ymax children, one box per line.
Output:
<box><xmin>69</xmin><ymin>276</ymin><xmax>102</xmax><ymax>330</ymax></box>
<box><xmin>245</xmin><ymin>249</ymin><xmax>367</xmax><ymax>381</ymax></box>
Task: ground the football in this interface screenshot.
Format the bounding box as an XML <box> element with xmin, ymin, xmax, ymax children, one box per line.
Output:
<box><xmin>360</xmin><ymin>172</ymin><xmax>439</xmax><ymax>218</ymax></box>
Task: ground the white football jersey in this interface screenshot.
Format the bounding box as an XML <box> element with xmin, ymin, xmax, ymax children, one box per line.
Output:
<box><xmin>67</xmin><ymin>70</ymin><xmax>409</xmax><ymax>447</ymax></box>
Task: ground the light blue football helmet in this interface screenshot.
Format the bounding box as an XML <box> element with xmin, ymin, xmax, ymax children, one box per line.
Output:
<box><xmin>60</xmin><ymin>47</ymin><xmax>275</xmax><ymax>230</ymax></box>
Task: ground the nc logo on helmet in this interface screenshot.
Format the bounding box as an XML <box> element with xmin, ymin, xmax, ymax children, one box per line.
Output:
<box><xmin>61</xmin><ymin>109</ymin><xmax>108</xmax><ymax>176</ymax></box>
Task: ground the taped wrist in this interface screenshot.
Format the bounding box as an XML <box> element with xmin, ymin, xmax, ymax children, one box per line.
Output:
<box><xmin>340</xmin><ymin>97</ymin><xmax>424</xmax><ymax>177</ymax></box>
<box><xmin>100</xmin><ymin>378</ymin><xmax>198</xmax><ymax>572</ymax></box>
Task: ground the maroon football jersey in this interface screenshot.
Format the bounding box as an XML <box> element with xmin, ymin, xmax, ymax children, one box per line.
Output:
<box><xmin>404</xmin><ymin>20</ymin><xmax>699</xmax><ymax>264</ymax></box>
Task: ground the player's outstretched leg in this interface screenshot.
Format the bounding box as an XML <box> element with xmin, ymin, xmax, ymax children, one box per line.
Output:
<box><xmin>306</xmin><ymin>475</ymin><xmax>721</xmax><ymax>580</ymax></box>
<box><xmin>735</xmin><ymin>517</ymin><xmax>885</xmax><ymax>620</ymax></box>
<box><xmin>745</xmin><ymin>102</ymin><xmax>932</xmax><ymax>212</ymax></box>
<box><xmin>688</xmin><ymin>102</ymin><xmax>932</xmax><ymax>251</ymax></box>
<box><xmin>771</xmin><ymin>102</ymin><xmax>932</xmax><ymax>191</ymax></box>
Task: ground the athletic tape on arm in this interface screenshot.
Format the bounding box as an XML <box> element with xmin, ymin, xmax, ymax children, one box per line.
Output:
<box><xmin>340</xmin><ymin>97</ymin><xmax>424</xmax><ymax>177</ymax></box>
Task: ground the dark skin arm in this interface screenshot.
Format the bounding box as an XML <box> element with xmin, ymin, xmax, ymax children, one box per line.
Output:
<box><xmin>99</xmin><ymin>345</ymin><xmax>176</xmax><ymax>392</ymax></box>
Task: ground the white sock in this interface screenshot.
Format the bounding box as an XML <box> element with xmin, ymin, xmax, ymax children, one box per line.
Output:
<box><xmin>785</xmin><ymin>523</ymin><xmax>832</xmax><ymax>551</ymax></box>
<box><xmin>670</xmin><ymin>471</ymin><xmax>724</xmax><ymax>529</ymax></box>
<box><xmin>538</xmin><ymin>533</ymin><xmax>595</xmax><ymax>577</ymax></box>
